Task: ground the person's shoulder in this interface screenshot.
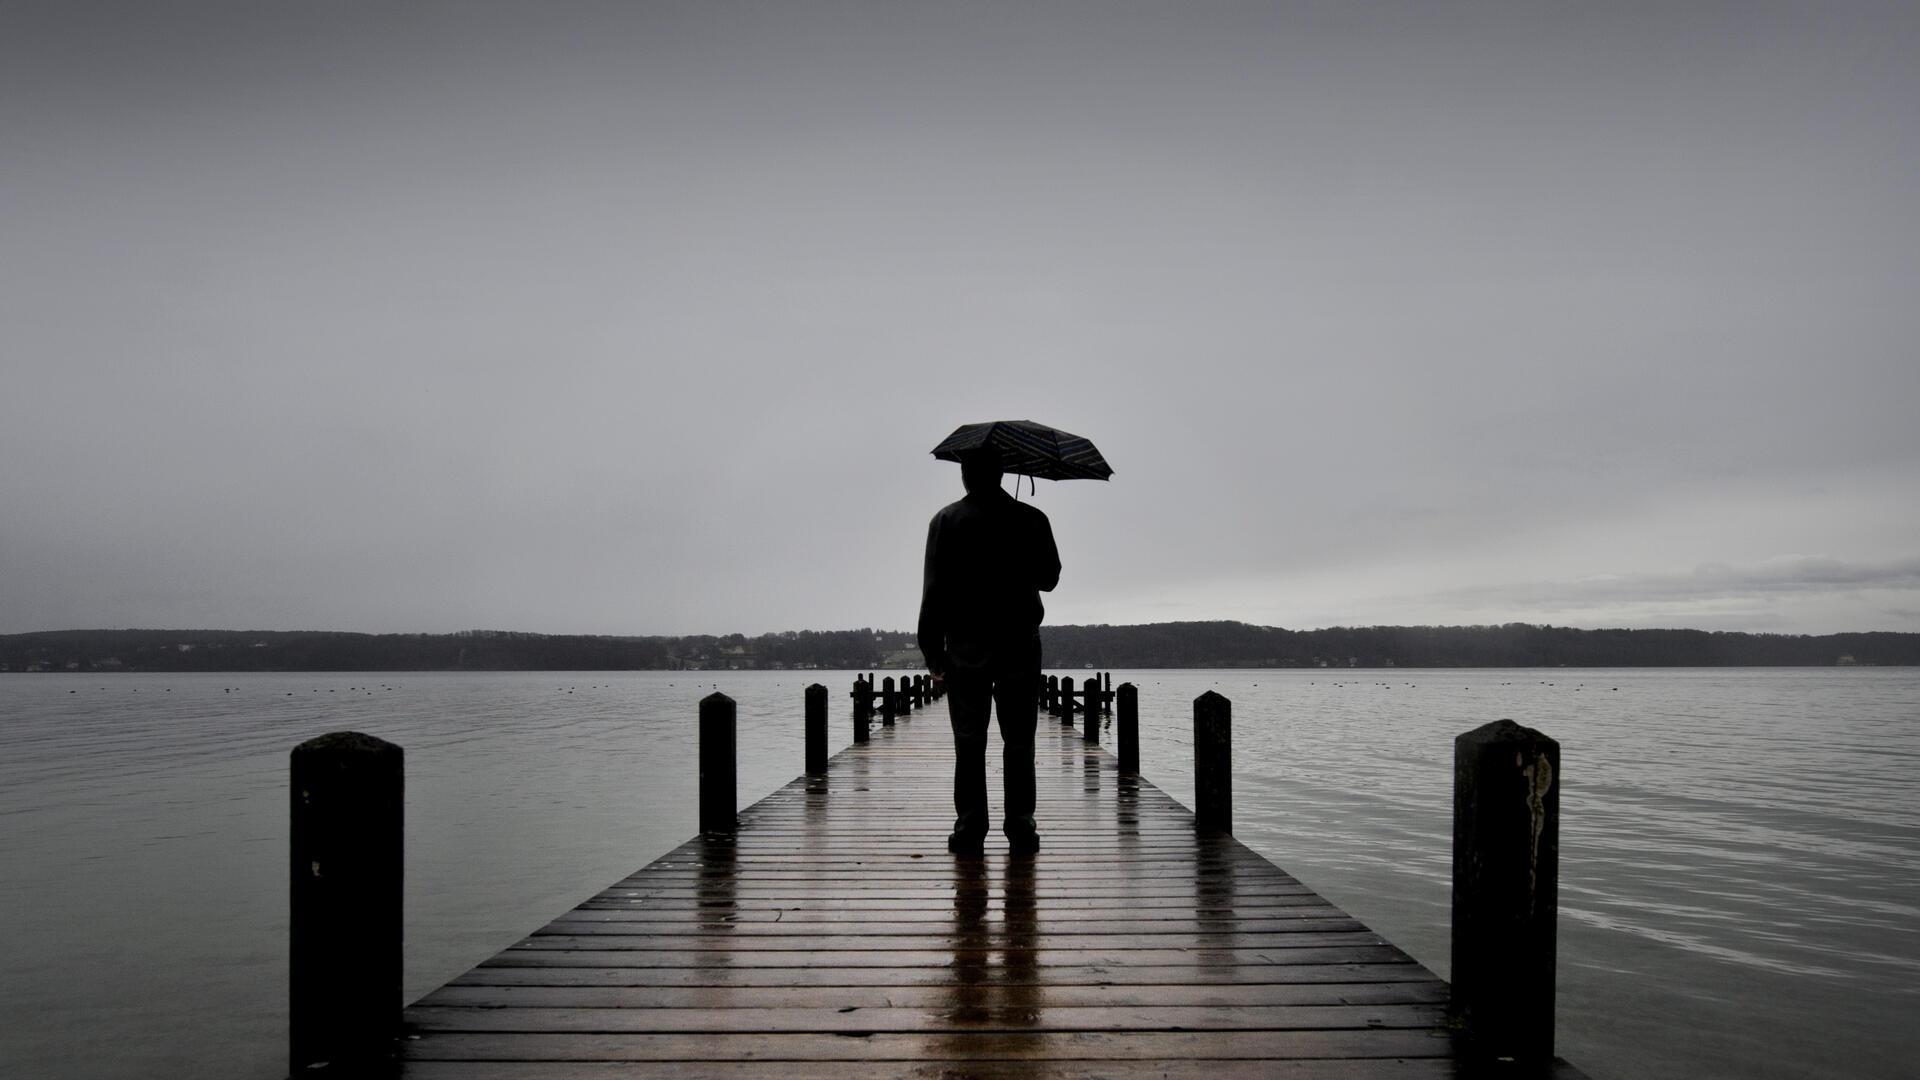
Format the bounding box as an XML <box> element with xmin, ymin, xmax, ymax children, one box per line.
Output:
<box><xmin>1008</xmin><ymin>499</ymin><xmax>1051</xmax><ymax>524</ymax></box>
<box><xmin>929</xmin><ymin>497</ymin><xmax>969</xmax><ymax>526</ymax></box>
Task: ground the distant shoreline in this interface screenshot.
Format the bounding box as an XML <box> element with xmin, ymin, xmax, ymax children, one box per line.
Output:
<box><xmin>4</xmin><ymin>622</ymin><xmax>1914</xmax><ymax>673</ymax></box>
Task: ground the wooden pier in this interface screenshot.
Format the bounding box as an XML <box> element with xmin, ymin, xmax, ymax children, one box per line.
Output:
<box><xmin>386</xmin><ymin>694</ymin><xmax>1510</xmax><ymax>1079</ymax></box>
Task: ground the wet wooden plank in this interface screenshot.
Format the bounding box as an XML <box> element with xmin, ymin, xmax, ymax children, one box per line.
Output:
<box><xmin>398</xmin><ymin>706</ymin><xmax>1463</xmax><ymax>1076</ymax></box>
<box><xmin>421</xmin><ymin>981</ymin><xmax>1452</xmax><ymax>1009</ymax></box>
<box><xmin>398</xmin><ymin>1060</ymin><xmax>1461</xmax><ymax>1080</ymax></box>
<box><xmin>476</xmin><ymin>945</ymin><xmax>1412</xmax><ymax>969</ymax></box>
<box><xmin>448</xmin><ymin>962</ymin><xmax>1435</xmax><ymax>989</ymax></box>
<box><xmin>406</xmin><ymin>1003</ymin><xmax>1449</xmax><ymax>1034</ymax></box>
<box><xmin>400</xmin><ymin>1028</ymin><xmax>1455</xmax><ymax>1061</ymax></box>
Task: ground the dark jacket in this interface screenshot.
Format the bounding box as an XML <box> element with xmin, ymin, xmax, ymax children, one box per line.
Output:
<box><xmin>917</xmin><ymin>487</ymin><xmax>1061</xmax><ymax>676</ymax></box>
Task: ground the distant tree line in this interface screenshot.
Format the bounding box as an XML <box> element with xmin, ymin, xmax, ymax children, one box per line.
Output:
<box><xmin>0</xmin><ymin>627</ymin><xmax>915</xmax><ymax>674</ymax></box>
<box><xmin>3</xmin><ymin>622</ymin><xmax>1913</xmax><ymax>673</ymax></box>
<box><xmin>1037</xmin><ymin>621</ymin><xmax>1918</xmax><ymax>668</ymax></box>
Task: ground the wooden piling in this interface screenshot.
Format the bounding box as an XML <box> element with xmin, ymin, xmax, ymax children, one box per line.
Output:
<box><xmin>804</xmin><ymin>684</ymin><xmax>827</xmax><ymax>776</ymax></box>
<box><xmin>851</xmin><ymin>678</ymin><xmax>871</xmax><ymax>744</ymax></box>
<box><xmin>1082</xmin><ymin>686</ymin><xmax>1099</xmax><ymax>743</ymax></box>
<box><xmin>1117</xmin><ymin>682</ymin><xmax>1139</xmax><ymax>774</ymax></box>
<box><xmin>1452</xmin><ymin>719</ymin><xmax>1560</xmax><ymax>1067</ymax></box>
<box><xmin>881</xmin><ymin>676</ymin><xmax>897</xmax><ymax>726</ymax></box>
<box><xmin>1046</xmin><ymin>674</ymin><xmax>1060</xmax><ymax>715</ymax></box>
<box><xmin>1060</xmin><ymin>676</ymin><xmax>1077</xmax><ymax>725</ymax></box>
<box><xmin>1194</xmin><ymin>691</ymin><xmax>1232</xmax><ymax>834</ymax></box>
<box><xmin>289</xmin><ymin>731</ymin><xmax>403</xmax><ymax>1073</ymax></box>
<box><xmin>698</xmin><ymin>693</ymin><xmax>736</xmax><ymax>835</ymax></box>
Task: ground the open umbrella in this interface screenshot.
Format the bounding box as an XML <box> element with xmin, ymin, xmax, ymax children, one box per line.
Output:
<box><xmin>930</xmin><ymin>420</ymin><xmax>1113</xmax><ymax>481</ymax></box>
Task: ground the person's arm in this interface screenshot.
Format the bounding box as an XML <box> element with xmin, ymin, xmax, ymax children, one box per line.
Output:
<box><xmin>1034</xmin><ymin>512</ymin><xmax>1061</xmax><ymax>593</ymax></box>
<box><xmin>917</xmin><ymin>516</ymin><xmax>948</xmax><ymax>678</ymax></box>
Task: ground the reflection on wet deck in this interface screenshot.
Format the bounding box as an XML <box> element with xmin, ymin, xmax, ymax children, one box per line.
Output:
<box><xmin>399</xmin><ymin>706</ymin><xmax>1463</xmax><ymax>1076</ymax></box>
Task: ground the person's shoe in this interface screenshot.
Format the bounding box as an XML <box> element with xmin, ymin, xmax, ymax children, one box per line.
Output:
<box><xmin>947</xmin><ymin>832</ymin><xmax>984</xmax><ymax>856</ymax></box>
<box><xmin>1007</xmin><ymin>830</ymin><xmax>1041</xmax><ymax>856</ymax></box>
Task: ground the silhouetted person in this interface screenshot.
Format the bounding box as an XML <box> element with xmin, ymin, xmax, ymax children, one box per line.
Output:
<box><xmin>918</xmin><ymin>448</ymin><xmax>1061</xmax><ymax>855</ymax></box>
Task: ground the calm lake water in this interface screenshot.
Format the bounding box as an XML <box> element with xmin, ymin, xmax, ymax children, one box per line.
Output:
<box><xmin>2</xmin><ymin>668</ymin><xmax>1915</xmax><ymax>1079</ymax></box>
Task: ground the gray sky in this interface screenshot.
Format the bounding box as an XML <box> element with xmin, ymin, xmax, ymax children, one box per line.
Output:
<box><xmin>4</xmin><ymin>1</ymin><xmax>1916</xmax><ymax>637</ymax></box>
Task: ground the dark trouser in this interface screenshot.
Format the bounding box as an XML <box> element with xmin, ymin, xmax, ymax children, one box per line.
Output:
<box><xmin>944</xmin><ymin>633</ymin><xmax>1042</xmax><ymax>840</ymax></box>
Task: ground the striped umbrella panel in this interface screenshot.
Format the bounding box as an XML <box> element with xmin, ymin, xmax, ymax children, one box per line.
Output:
<box><xmin>930</xmin><ymin>420</ymin><xmax>1113</xmax><ymax>481</ymax></box>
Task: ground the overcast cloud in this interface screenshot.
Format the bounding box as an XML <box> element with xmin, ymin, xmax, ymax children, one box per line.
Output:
<box><xmin>3</xmin><ymin>1</ymin><xmax>1916</xmax><ymax>637</ymax></box>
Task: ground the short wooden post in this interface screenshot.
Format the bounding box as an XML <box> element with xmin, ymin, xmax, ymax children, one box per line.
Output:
<box><xmin>1082</xmin><ymin>688</ymin><xmax>1099</xmax><ymax>743</ymax></box>
<box><xmin>699</xmin><ymin>692</ymin><xmax>736</xmax><ymax>835</ymax></box>
<box><xmin>852</xmin><ymin>678</ymin><xmax>870</xmax><ymax>743</ymax></box>
<box><xmin>881</xmin><ymin>676</ymin><xmax>896</xmax><ymax>726</ymax></box>
<box><xmin>1103</xmin><ymin>672</ymin><xmax>1114</xmax><ymax>713</ymax></box>
<box><xmin>1451</xmin><ymin>719</ymin><xmax>1560</xmax><ymax>1066</ymax></box>
<box><xmin>1047</xmin><ymin>675</ymin><xmax>1060</xmax><ymax>716</ymax></box>
<box><xmin>804</xmin><ymin>683</ymin><xmax>827</xmax><ymax>775</ymax></box>
<box><xmin>1060</xmin><ymin>676</ymin><xmax>1077</xmax><ymax>725</ymax></box>
<box><xmin>1194</xmin><ymin>691</ymin><xmax>1231</xmax><ymax>834</ymax></box>
<box><xmin>1117</xmin><ymin>683</ymin><xmax>1138</xmax><ymax>774</ymax></box>
<box><xmin>290</xmin><ymin>731</ymin><xmax>403</xmax><ymax>1073</ymax></box>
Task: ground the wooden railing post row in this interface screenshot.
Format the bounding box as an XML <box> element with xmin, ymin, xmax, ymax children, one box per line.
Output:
<box><xmin>851</xmin><ymin>678</ymin><xmax>871</xmax><ymax>743</ymax></box>
<box><xmin>881</xmin><ymin>676</ymin><xmax>896</xmax><ymax>726</ymax></box>
<box><xmin>1117</xmin><ymin>683</ymin><xmax>1139</xmax><ymax>774</ymax></box>
<box><xmin>699</xmin><ymin>692</ymin><xmax>736</xmax><ymax>835</ymax></box>
<box><xmin>290</xmin><ymin>731</ymin><xmax>403</xmax><ymax>1073</ymax></box>
<box><xmin>804</xmin><ymin>684</ymin><xmax>828</xmax><ymax>775</ymax></box>
<box><xmin>1451</xmin><ymin>719</ymin><xmax>1560</xmax><ymax>1067</ymax></box>
<box><xmin>1193</xmin><ymin>691</ymin><xmax>1232</xmax><ymax>834</ymax></box>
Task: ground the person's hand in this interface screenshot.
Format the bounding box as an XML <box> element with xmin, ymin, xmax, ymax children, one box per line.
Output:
<box><xmin>929</xmin><ymin>671</ymin><xmax>945</xmax><ymax>688</ymax></box>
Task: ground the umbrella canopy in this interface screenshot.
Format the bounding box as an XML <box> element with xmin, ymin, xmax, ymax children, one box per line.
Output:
<box><xmin>931</xmin><ymin>420</ymin><xmax>1113</xmax><ymax>481</ymax></box>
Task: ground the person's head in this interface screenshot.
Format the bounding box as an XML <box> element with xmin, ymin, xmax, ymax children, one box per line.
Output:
<box><xmin>958</xmin><ymin>448</ymin><xmax>1004</xmax><ymax>494</ymax></box>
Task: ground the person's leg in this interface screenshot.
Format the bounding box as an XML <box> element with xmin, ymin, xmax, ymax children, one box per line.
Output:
<box><xmin>945</xmin><ymin>668</ymin><xmax>992</xmax><ymax>850</ymax></box>
<box><xmin>991</xmin><ymin>634</ymin><xmax>1043</xmax><ymax>848</ymax></box>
